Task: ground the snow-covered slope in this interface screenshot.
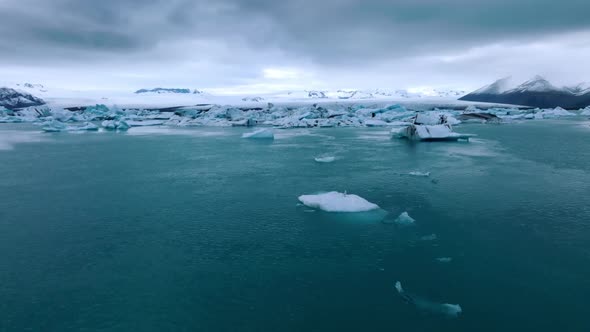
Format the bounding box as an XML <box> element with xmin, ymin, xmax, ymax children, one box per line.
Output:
<box><xmin>0</xmin><ymin>87</ymin><xmax>46</xmax><ymax>109</ymax></box>
<box><xmin>135</xmin><ymin>88</ymin><xmax>205</xmax><ymax>95</ymax></box>
<box><xmin>461</xmin><ymin>76</ymin><xmax>590</xmax><ymax>109</ymax></box>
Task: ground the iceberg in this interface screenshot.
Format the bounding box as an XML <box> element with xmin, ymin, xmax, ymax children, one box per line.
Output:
<box><xmin>102</xmin><ymin>120</ymin><xmax>130</xmax><ymax>131</ymax></box>
<box><xmin>398</xmin><ymin>124</ymin><xmax>474</xmax><ymax>141</ymax></box>
<box><xmin>298</xmin><ymin>191</ymin><xmax>379</xmax><ymax>212</ymax></box>
<box><xmin>41</xmin><ymin>120</ymin><xmax>67</xmax><ymax>132</ymax></box>
<box><xmin>42</xmin><ymin>120</ymin><xmax>98</xmax><ymax>132</ymax></box>
<box><xmin>537</xmin><ymin>107</ymin><xmax>576</xmax><ymax>119</ymax></box>
<box><xmin>314</xmin><ymin>156</ymin><xmax>336</xmax><ymax>163</ymax></box>
<box><xmin>394</xmin><ymin>212</ymin><xmax>415</xmax><ymax>226</ymax></box>
<box><xmin>581</xmin><ymin>107</ymin><xmax>590</xmax><ymax>116</ymax></box>
<box><xmin>242</xmin><ymin>128</ymin><xmax>274</xmax><ymax>139</ymax></box>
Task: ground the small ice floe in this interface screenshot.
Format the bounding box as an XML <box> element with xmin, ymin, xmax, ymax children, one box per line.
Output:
<box><xmin>298</xmin><ymin>191</ymin><xmax>379</xmax><ymax>212</ymax></box>
<box><xmin>408</xmin><ymin>171</ymin><xmax>430</xmax><ymax>177</ymax></box>
<box><xmin>314</xmin><ymin>156</ymin><xmax>336</xmax><ymax>163</ymax></box>
<box><xmin>395</xmin><ymin>281</ymin><xmax>462</xmax><ymax>318</ymax></box>
<box><xmin>436</xmin><ymin>257</ymin><xmax>453</xmax><ymax>263</ymax></box>
<box><xmin>394</xmin><ymin>212</ymin><xmax>415</xmax><ymax>226</ymax></box>
<box><xmin>421</xmin><ymin>234</ymin><xmax>438</xmax><ymax>241</ymax></box>
<box><xmin>242</xmin><ymin>128</ymin><xmax>274</xmax><ymax>139</ymax></box>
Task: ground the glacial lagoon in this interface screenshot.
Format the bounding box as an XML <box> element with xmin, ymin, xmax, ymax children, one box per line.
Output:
<box><xmin>1</xmin><ymin>119</ymin><xmax>590</xmax><ymax>331</ymax></box>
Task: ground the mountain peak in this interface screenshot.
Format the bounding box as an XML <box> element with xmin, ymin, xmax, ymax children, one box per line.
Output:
<box><xmin>509</xmin><ymin>75</ymin><xmax>559</xmax><ymax>93</ymax></box>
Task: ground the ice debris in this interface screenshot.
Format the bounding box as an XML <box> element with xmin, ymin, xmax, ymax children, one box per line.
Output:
<box><xmin>394</xmin><ymin>212</ymin><xmax>415</xmax><ymax>226</ymax></box>
<box><xmin>101</xmin><ymin>120</ymin><xmax>130</xmax><ymax>131</ymax></box>
<box><xmin>42</xmin><ymin>120</ymin><xmax>98</xmax><ymax>132</ymax></box>
<box><xmin>314</xmin><ymin>156</ymin><xmax>336</xmax><ymax>163</ymax></box>
<box><xmin>420</xmin><ymin>234</ymin><xmax>438</xmax><ymax>241</ymax></box>
<box><xmin>436</xmin><ymin>257</ymin><xmax>453</xmax><ymax>263</ymax></box>
<box><xmin>409</xmin><ymin>171</ymin><xmax>430</xmax><ymax>177</ymax></box>
<box><xmin>298</xmin><ymin>191</ymin><xmax>379</xmax><ymax>212</ymax></box>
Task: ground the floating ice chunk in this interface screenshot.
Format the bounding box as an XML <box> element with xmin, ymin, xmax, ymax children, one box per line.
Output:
<box><xmin>399</xmin><ymin>124</ymin><xmax>474</xmax><ymax>141</ymax></box>
<box><xmin>126</xmin><ymin>120</ymin><xmax>165</xmax><ymax>127</ymax></box>
<box><xmin>298</xmin><ymin>191</ymin><xmax>379</xmax><ymax>212</ymax></box>
<box><xmin>395</xmin><ymin>281</ymin><xmax>462</xmax><ymax>318</ymax></box>
<box><xmin>242</xmin><ymin>128</ymin><xmax>274</xmax><ymax>139</ymax></box>
<box><xmin>315</xmin><ymin>156</ymin><xmax>336</xmax><ymax>163</ymax></box>
<box><xmin>395</xmin><ymin>281</ymin><xmax>404</xmax><ymax>293</ymax></box>
<box><xmin>440</xmin><ymin>304</ymin><xmax>463</xmax><ymax>317</ymax></box>
<box><xmin>581</xmin><ymin>107</ymin><xmax>590</xmax><ymax>116</ymax></box>
<box><xmin>395</xmin><ymin>212</ymin><xmax>415</xmax><ymax>226</ymax></box>
<box><xmin>409</xmin><ymin>171</ymin><xmax>430</xmax><ymax>177</ymax></box>
<box><xmin>42</xmin><ymin>120</ymin><xmax>67</xmax><ymax>132</ymax></box>
<box><xmin>534</xmin><ymin>107</ymin><xmax>576</xmax><ymax>119</ymax></box>
<box><xmin>436</xmin><ymin>257</ymin><xmax>453</xmax><ymax>263</ymax></box>
<box><xmin>42</xmin><ymin>120</ymin><xmax>98</xmax><ymax>132</ymax></box>
<box><xmin>421</xmin><ymin>234</ymin><xmax>438</xmax><ymax>241</ymax></box>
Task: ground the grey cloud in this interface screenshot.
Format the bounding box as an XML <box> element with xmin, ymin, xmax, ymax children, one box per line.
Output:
<box><xmin>1</xmin><ymin>0</ymin><xmax>589</xmax><ymax>64</ymax></box>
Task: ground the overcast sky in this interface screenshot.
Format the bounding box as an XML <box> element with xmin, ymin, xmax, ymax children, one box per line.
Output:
<box><xmin>1</xmin><ymin>0</ymin><xmax>590</xmax><ymax>93</ymax></box>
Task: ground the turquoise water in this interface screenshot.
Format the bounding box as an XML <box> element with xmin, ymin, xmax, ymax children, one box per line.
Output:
<box><xmin>1</xmin><ymin>120</ymin><xmax>589</xmax><ymax>331</ymax></box>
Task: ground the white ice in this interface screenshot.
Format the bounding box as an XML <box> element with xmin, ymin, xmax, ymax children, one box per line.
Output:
<box><xmin>298</xmin><ymin>191</ymin><xmax>379</xmax><ymax>212</ymax></box>
<box><xmin>395</xmin><ymin>281</ymin><xmax>462</xmax><ymax>318</ymax></box>
<box><xmin>409</xmin><ymin>171</ymin><xmax>430</xmax><ymax>177</ymax></box>
<box><xmin>436</xmin><ymin>257</ymin><xmax>453</xmax><ymax>263</ymax></box>
<box><xmin>314</xmin><ymin>156</ymin><xmax>336</xmax><ymax>163</ymax></box>
<box><xmin>395</xmin><ymin>212</ymin><xmax>415</xmax><ymax>225</ymax></box>
<box><xmin>421</xmin><ymin>234</ymin><xmax>438</xmax><ymax>241</ymax></box>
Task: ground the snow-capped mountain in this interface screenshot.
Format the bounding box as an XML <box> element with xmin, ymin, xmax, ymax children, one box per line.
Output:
<box><xmin>284</xmin><ymin>88</ymin><xmax>467</xmax><ymax>100</ymax></box>
<box><xmin>135</xmin><ymin>88</ymin><xmax>204</xmax><ymax>94</ymax></box>
<box><xmin>461</xmin><ymin>76</ymin><xmax>590</xmax><ymax>109</ymax></box>
<box><xmin>566</xmin><ymin>82</ymin><xmax>590</xmax><ymax>96</ymax></box>
<box><xmin>242</xmin><ymin>96</ymin><xmax>265</xmax><ymax>102</ymax></box>
<box><xmin>0</xmin><ymin>87</ymin><xmax>46</xmax><ymax>109</ymax></box>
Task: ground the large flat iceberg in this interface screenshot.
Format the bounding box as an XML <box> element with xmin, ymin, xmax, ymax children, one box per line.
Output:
<box><xmin>298</xmin><ymin>191</ymin><xmax>379</xmax><ymax>212</ymax></box>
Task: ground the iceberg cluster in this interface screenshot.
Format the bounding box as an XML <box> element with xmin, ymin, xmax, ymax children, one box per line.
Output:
<box><xmin>298</xmin><ymin>191</ymin><xmax>379</xmax><ymax>213</ymax></box>
<box><xmin>0</xmin><ymin>103</ymin><xmax>587</xmax><ymax>133</ymax></box>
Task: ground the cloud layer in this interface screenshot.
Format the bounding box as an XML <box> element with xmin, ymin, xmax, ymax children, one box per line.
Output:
<box><xmin>1</xmin><ymin>0</ymin><xmax>590</xmax><ymax>91</ymax></box>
